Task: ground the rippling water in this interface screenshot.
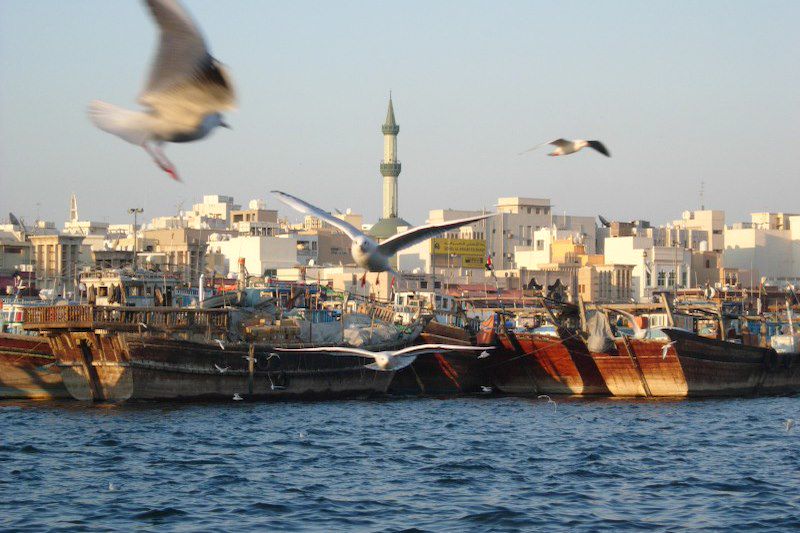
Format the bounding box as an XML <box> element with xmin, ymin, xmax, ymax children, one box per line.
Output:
<box><xmin>2</xmin><ymin>396</ymin><xmax>799</xmax><ymax>531</ymax></box>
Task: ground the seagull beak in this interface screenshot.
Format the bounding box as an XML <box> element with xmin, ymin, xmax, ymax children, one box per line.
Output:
<box><xmin>221</xmin><ymin>121</ymin><xmax>231</xmax><ymax>130</ymax></box>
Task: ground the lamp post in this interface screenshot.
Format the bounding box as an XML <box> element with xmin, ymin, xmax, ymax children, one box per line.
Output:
<box><xmin>128</xmin><ymin>208</ymin><xmax>143</xmax><ymax>271</ymax></box>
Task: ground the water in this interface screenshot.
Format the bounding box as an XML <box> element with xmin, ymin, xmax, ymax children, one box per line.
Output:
<box><xmin>1</xmin><ymin>396</ymin><xmax>799</xmax><ymax>532</ymax></box>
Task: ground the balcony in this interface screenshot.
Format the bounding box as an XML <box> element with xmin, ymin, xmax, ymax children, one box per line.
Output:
<box><xmin>380</xmin><ymin>162</ymin><xmax>402</xmax><ymax>176</ymax></box>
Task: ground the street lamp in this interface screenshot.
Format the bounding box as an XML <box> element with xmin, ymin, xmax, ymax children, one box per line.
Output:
<box><xmin>128</xmin><ymin>208</ymin><xmax>143</xmax><ymax>270</ymax></box>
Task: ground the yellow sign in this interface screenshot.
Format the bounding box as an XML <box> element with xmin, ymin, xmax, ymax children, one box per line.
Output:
<box><xmin>462</xmin><ymin>255</ymin><xmax>485</xmax><ymax>268</ymax></box>
<box><xmin>430</xmin><ymin>238</ymin><xmax>486</xmax><ymax>257</ymax></box>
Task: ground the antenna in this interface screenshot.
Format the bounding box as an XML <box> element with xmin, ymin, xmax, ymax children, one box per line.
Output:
<box><xmin>699</xmin><ymin>180</ymin><xmax>705</xmax><ymax>210</ymax></box>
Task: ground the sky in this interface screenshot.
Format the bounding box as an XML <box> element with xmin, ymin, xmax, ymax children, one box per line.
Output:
<box><xmin>1</xmin><ymin>0</ymin><xmax>798</xmax><ymax>229</ymax></box>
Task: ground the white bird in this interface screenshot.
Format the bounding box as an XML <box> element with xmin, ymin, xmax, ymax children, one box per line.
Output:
<box><xmin>138</xmin><ymin>322</ymin><xmax>148</xmax><ymax>329</ymax></box>
<box><xmin>662</xmin><ymin>340</ymin><xmax>677</xmax><ymax>360</ymax></box>
<box><xmin>213</xmin><ymin>364</ymin><xmax>229</xmax><ymax>374</ymax></box>
<box><xmin>215</xmin><ymin>339</ymin><xmax>225</xmax><ymax>350</ymax></box>
<box><xmin>108</xmin><ymin>482</ymin><xmax>117</xmax><ymax>492</ymax></box>
<box><xmin>480</xmin><ymin>385</ymin><xmax>494</xmax><ymax>394</ymax></box>
<box><xmin>272</xmin><ymin>191</ymin><xmax>494</xmax><ymax>274</ymax></box>
<box><xmin>478</xmin><ymin>351</ymin><xmax>492</xmax><ymax>359</ymax></box>
<box><xmin>611</xmin><ymin>308</ymin><xmax>646</xmax><ymax>339</ymax></box>
<box><xmin>88</xmin><ymin>0</ymin><xmax>235</xmax><ymax>181</ymax></box>
<box><xmin>786</xmin><ymin>418</ymin><xmax>795</xmax><ymax>432</ymax></box>
<box><xmin>538</xmin><ymin>394</ymin><xmax>557</xmax><ymax>411</ymax></box>
<box><xmin>232</xmin><ymin>393</ymin><xmax>243</xmax><ymax>401</ymax></box>
<box><xmin>519</xmin><ymin>138</ymin><xmax>610</xmax><ymax>158</ymax></box>
<box><xmin>275</xmin><ymin>344</ymin><xmax>494</xmax><ymax>372</ymax></box>
<box><xmin>264</xmin><ymin>353</ymin><xmax>281</xmax><ymax>362</ymax></box>
<box><xmin>267</xmin><ymin>373</ymin><xmax>286</xmax><ymax>391</ymax></box>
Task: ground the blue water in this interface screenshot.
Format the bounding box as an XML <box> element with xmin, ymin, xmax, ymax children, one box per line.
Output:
<box><xmin>1</xmin><ymin>396</ymin><xmax>799</xmax><ymax>532</ymax></box>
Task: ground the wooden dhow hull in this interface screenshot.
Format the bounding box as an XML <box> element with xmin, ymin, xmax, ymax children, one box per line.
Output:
<box><xmin>390</xmin><ymin>320</ymin><xmax>487</xmax><ymax>395</ymax></box>
<box><xmin>661</xmin><ymin>328</ymin><xmax>800</xmax><ymax>396</ymax></box>
<box><xmin>47</xmin><ymin>332</ymin><xmax>395</xmax><ymax>402</ymax></box>
<box><xmin>0</xmin><ymin>333</ymin><xmax>70</xmax><ymax>399</ymax></box>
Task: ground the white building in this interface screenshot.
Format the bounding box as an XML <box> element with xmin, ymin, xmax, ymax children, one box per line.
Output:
<box><xmin>206</xmin><ymin>233</ymin><xmax>298</xmax><ymax>277</ymax></box>
<box><xmin>724</xmin><ymin>213</ymin><xmax>800</xmax><ymax>281</ymax></box>
<box><xmin>423</xmin><ymin>197</ymin><xmax>596</xmax><ymax>271</ymax></box>
<box><xmin>672</xmin><ymin>209</ymin><xmax>725</xmax><ymax>253</ymax></box>
<box><xmin>604</xmin><ymin>235</ymin><xmax>693</xmax><ymax>302</ymax></box>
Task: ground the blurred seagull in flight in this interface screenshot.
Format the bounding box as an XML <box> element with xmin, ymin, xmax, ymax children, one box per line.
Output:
<box><xmin>662</xmin><ymin>340</ymin><xmax>677</xmax><ymax>360</ymax></box>
<box><xmin>272</xmin><ymin>191</ymin><xmax>495</xmax><ymax>281</ymax></box>
<box><xmin>538</xmin><ymin>394</ymin><xmax>558</xmax><ymax>411</ymax></box>
<box><xmin>88</xmin><ymin>0</ymin><xmax>235</xmax><ymax>181</ymax></box>
<box><xmin>232</xmin><ymin>393</ymin><xmax>243</xmax><ymax>401</ymax></box>
<box><xmin>275</xmin><ymin>345</ymin><xmax>494</xmax><ymax>372</ymax></box>
<box><xmin>213</xmin><ymin>364</ymin><xmax>229</xmax><ymax>374</ymax></box>
<box><xmin>215</xmin><ymin>339</ymin><xmax>226</xmax><ymax>350</ymax></box>
<box><xmin>519</xmin><ymin>138</ymin><xmax>610</xmax><ymax>158</ymax></box>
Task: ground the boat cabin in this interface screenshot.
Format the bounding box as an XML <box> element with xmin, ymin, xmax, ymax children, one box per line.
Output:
<box><xmin>80</xmin><ymin>270</ymin><xmax>179</xmax><ymax>307</ymax></box>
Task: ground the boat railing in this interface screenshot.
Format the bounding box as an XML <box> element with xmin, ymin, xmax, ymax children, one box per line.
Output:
<box><xmin>22</xmin><ymin>305</ymin><xmax>230</xmax><ymax>332</ymax></box>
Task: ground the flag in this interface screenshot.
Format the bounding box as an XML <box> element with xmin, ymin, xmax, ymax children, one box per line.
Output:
<box><xmin>360</xmin><ymin>273</ymin><xmax>366</xmax><ymax>288</ymax></box>
<box><xmin>485</xmin><ymin>255</ymin><xmax>493</xmax><ymax>271</ymax></box>
<box><xmin>375</xmin><ymin>274</ymin><xmax>380</xmax><ymax>286</ymax></box>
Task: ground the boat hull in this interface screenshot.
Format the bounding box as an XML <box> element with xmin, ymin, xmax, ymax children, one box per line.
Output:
<box><xmin>488</xmin><ymin>331</ymin><xmax>610</xmax><ymax>395</ymax></box>
<box><xmin>662</xmin><ymin>328</ymin><xmax>800</xmax><ymax>396</ymax></box>
<box><xmin>0</xmin><ymin>333</ymin><xmax>69</xmax><ymax>399</ymax></box>
<box><xmin>390</xmin><ymin>321</ymin><xmax>487</xmax><ymax>395</ymax></box>
<box><xmin>48</xmin><ymin>332</ymin><xmax>394</xmax><ymax>402</ymax></box>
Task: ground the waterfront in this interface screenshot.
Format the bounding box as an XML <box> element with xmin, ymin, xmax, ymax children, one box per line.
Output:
<box><xmin>2</xmin><ymin>396</ymin><xmax>799</xmax><ymax>531</ymax></box>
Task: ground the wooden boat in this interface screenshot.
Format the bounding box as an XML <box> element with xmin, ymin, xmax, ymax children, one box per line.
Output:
<box><xmin>23</xmin><ymin>305</ymin><xmax>410</xmax><ymax>402</ymax></box>
<box><xmin>0</xmin><ymin>333</ymin><xmax>70</xmax><ymax>399</ymax></box>
<box><xmin>661</xmin><ymin>327</ymin><xmax>800</xmax><ymax>396</ymax></box>
<box><xmin>389</xmin><ymin>319</ymin><xmax>487</xmax><ymax>395</ymax></box>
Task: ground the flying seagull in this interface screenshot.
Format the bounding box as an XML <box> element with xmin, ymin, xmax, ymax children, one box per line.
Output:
<box><xmin>272</xmin><ymin>191</ymin><xmax>495</xmax><ymax>274</ymax></box>
<box><xmin>538</xmin><ymin>394</ymin><xmax>558</xmax><ymax>411</ymax></box>
<box><xmin>213</xmin><ymin>364</ymin><xmax>229</xmax><ymax>374</ymax></box>
<box><xmin>661</xmin><ymin>340</ymin><xmax>677</xmax><ymax>360</ymax></box>
<box><xmin>88</xmin><ymin>0</ymin><xmax>235</xmax><ymax>181</ymax></box>
<box><xmin>275</xmin><ymin>344</ymin><xmax>495</xmax><ymax>372</ymax></box>
<box><xmin>232</xmin><ymin>393</ymin><xmax>243</xmax><ymax>401</ymax></box>
<box><xmin>519</xmin><ymin>138</ymin><xmax>610</xmax><ymax>158</ymax></box>
<box><xmin>215</xmin><ymin>339</ymin><xmax>226</xmax><ymax>350</ymax></box>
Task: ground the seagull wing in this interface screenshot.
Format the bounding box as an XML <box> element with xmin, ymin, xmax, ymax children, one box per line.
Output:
<box><xmin>392</xmin><ymin>344</ymin><xmax>494</xmax><ymax>356</ymax></box>
<box><xmin>139</xmin><ymin>0</ymin><xmax>235</xmax><ymax>127</ymax></box>
<box><xmin>88</xmin><ymin>100</ymin><xmax>155</xmax><ymax>145</ymax></box>
<box><xmin>378</xmin><ymin>213</ymin><xmax>495</xmax><ymax>257</ymax></box>
<box><xmin>273</xmin><ymin>346</ymin><xmax>378</xmax><ymax>360</ymax></box>
<box><xmin>549</xmin><ymin>138</ymin><xmax>572</xmax><ymax>148</ymax></box>
<box><xmin>271</xmin><ymin>191</ymin><xmax>364</xmax><ymax>241</ymax></box>
<box><xmin>587</xmin><ymin>140</ymin><xmax>611</xmax><ymax>157</ymax></box>
<box><xmin>518</xmin><ymin>139</ymin><xmax>569</xmax><ymax>155</ymax></box>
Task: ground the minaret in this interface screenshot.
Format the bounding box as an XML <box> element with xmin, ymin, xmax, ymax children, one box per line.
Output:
<box><xmin>380</xmin><ymin>95</ymin><xmax>401</xmax><ymax>219</ymax></box>
<box><xmin>69</xmin><ymin>193</ymin><xmax>78</xmax><ymax>222</ymax></box>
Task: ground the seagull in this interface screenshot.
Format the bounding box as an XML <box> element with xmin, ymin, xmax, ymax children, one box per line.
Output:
<box><xmin>519</xmin><ymin>138</ymin><xmax>610</xmax><ymax>158</ymax></box>
<box><xmin>661</xmin><ymin>340</ymin><xmax>677</xmax><ymax>360</ymax></box>
<box><xmin>480</xmin><ymin>385</ymin><xmax>494</xmax><ymax>394</ymax></box>
<box><xmin>275</xmin><ymin>344</ymin><xmax>494</xmax><ymax>372</ymax></box>
<box><xmin>215</xmin><ymin>339</ymin><xmax>226</xmax><ymax>350</ymax></box>
<box><xmin>611</xmin><ymin>308</ymin><xmax>647</xmax><ymax>339</ymax></box>
<box><xmin>108</xmin><ymin>482</ymin><xmax>117</xmax><ymax>492</ymax></box>
<box><xmin>213</xmin><ymin>364</ymin><xmax>229</xmax><ymax>374</ymax></box>
<box><xmin>138</xmin><ymin>322</ymin><xmax>148</xmax><ymax>329</ymax></box>
<box><xmin>264</xmin><ymin>353</ymin><xmax>281</xmax><ymax>362</ymax></box>
<box><xmin>88</xmin><ymin>0</ymin><xmax>235</xmax><ymax>181</ymax></box>
<box><xmin>786</xmin><ymin>418</ymin><xmax>795</xmax><ymax>432</ymax></box>
<box><xmin>478</xmin><ymin>351</ymin><xmax>492</xmax><ymax>359</ymax></box>
<box><xmin>272</xmin><ymin>191</ymin><xmax>494</xmax><ymax>273</ymax></box>
<box><xmin>538</xmin><ymin>394</ymin><xmax>557</xmax><ymax>411</ymax></box>
<box><xmin>267</xmin><ymin>373</ymin><xmax>286</xmax><ymax>391</ymax></box>
<box><xmin>232</xmin><ymin>393</ymin><xmax>243</xmax><ymax>401</ymax></box>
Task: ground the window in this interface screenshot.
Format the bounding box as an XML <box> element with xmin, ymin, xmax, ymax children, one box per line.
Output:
<box><xmin>705</xmin><ymin>260</ymin><xmax>711</xmax><ymax>269</ymax></box>
<box><xmin>657</xmin><ymin>271</ymin><xmax>665</xmax><ymax>287</ymax></box>
<box><xmin>667</xmin><ymin>271</ymin><xmax>675</xmax><ymax>287</ymax></box>
<box><xmin>420</xmin><ymin>281</ymin><xmax>428</xmax><ymax>289</ymax></box>
<box><xmin>535</xmin><ymin>208</ymin><xmax>540</xmax><ymax>214</ymax></box>
<box><xmin>536</xmin><ymin>240</ymin><xmax>545</xmax><ymax>251</ymax></box>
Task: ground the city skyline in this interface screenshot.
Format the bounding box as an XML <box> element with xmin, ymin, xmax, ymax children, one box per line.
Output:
<box><xmin>1</xmin><ymin>0</ymin><xmax>798</xmax><ymax>227</ymax></box>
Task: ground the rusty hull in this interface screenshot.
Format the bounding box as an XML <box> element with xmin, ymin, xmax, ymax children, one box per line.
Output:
<box><xmin>0</xmin><ymin>333</ymin><xmax>70</xmax><ymax>399</ymax></box>
<box><xmin>48</xmin><ymin>332</ymin><xmax>394</xmax><ymax>402</ymax></box>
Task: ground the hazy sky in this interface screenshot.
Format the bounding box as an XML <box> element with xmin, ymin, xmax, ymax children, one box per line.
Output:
<box><xmin>1</xmin><ymin>0</ymin><xmax>798</xmax><ymax>228</ymax></box>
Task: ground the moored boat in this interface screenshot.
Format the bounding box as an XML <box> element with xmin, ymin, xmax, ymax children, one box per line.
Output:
<box><xmin>0</xmin><ymin>333</ymin><xmax>70</xmax><ymax>399</ymax></box>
